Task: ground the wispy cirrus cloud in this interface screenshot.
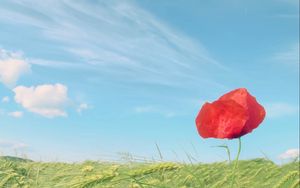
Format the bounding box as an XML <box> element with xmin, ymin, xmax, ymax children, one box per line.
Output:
<box><xmin>0</xmin><ymin>0</ymin><xmax>228</xmax><ymax>87</ymax></box>
<box><xmin>134</xmin><ymin>105</ymin><xmax>176</xmax><ymax>118</ymax></box>
<box><xmin>265</xmin><ymin>102</ymin><xmax>299</xmax><ymax>118</ymax></box>
<box><xmin>272</xmin><ymin>43</ymin><xmax>299</xmax><ymax>68</ymax></box>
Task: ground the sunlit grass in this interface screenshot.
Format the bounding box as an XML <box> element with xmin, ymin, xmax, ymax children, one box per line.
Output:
<box><xmin>0</xmin><ymin>156</ymin><xmax>299</xmax><ymax>187</ymax></box>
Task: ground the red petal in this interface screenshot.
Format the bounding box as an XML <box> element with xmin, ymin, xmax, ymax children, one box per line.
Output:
<box><xmin>241</xmin><ymin>96</ymin><xmax>265</xmax><ymax>135</ymax></box>
<box><xmin>196</xmin><ymin>100</ymin><xmax>249</xmax><ymax>139</ymax></box>
<box><xmin>218</xmin><ymin>88</ymin><xmax>266</xmax><ymax>136</ymax></box>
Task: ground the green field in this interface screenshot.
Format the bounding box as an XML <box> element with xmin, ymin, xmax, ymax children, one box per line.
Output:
<box><xmin>0</xmin><ymin>156</ymin><xmax>299</xmax><ymax>188</ymax></box>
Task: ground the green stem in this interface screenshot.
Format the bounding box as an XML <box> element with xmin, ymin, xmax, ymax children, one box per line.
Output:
<box><xmin>234</xmin><ymin>137</ymin><xmax>242</xmax><ymax>169</ymax></box>
<box><xmin>226</xmin><ymin>146</ymin><xmax>231</xmax><ymax>163</ymax></box>
<box><xmin>231</xmin><ymin>137</ymin><xmax>242</xmax><ymax>188</ymax></box>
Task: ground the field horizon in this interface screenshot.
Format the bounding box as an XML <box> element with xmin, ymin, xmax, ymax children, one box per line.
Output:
<box><xmin>0</xmin><ymin>155</ymin><xmax>299</xmax><ymax>188</ymax></box>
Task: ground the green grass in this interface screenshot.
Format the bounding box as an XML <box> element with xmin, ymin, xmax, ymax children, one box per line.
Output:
<box><xmin>0</xmin><ymin>157</ymin><xmax>299</xmax><ymax>188</ymax></box>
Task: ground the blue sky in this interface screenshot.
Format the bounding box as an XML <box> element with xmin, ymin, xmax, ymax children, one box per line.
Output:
<box><xmin>0</xmin><ymin>0</ymin><xmax>299</xmax><ymax>163</ymax></box>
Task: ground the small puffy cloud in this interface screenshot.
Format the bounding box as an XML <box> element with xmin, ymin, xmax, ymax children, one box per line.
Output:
<box><xmin>1</xmin><ymin>96</ymin><xmax>9</xmax><ymax>103</ymax></box>
<box><xmin>265</xmin><ymin>102</ymin><xmax>299</xmax><ymax>118</ymax></box>
<box><xmin>77</xmin><ymin>103</ymin><xmax>90</xmax><ymax>113</ymax></box>
<box><xmin>13</xmin><ymin>84</ymin><xmax>69</xmax><ymax>118</ymax></box>
<box><xmin>0</xmin><ymin>49</ymin><xmax>31</xmax><ymax>87</ymax></box>
<box><xmin>8</xmin><ymin>111</ymin><xmax>23</xmax><ymax>118</ymax></box>
<box><xmin>279</xmin><ymin>149</ymin><xmax>299</xmax><ymax>159</ymax></box>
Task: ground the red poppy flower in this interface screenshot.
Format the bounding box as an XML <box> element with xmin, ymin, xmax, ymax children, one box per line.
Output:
<box><xmin>195</xmin><ymin>88</ymin><xmax>266</xmax><ymax>139</ymax></box>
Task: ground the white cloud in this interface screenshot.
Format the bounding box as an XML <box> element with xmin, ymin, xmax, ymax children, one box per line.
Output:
<box><xmin>13</xmin><ymin>84</ymin><xmax>69</xmax><ymax>118</ymax></box>
<box><xmin>1</xmin><ymin>96</ymin><xmax>9</xmax><ymax>103</ymax></box>
<box><xmin>134</xmin><ymin>105</ymin><xmax>176</xmax><ymax>118</ymax></box>
<box><xmin>0</xmin><ymin>49</ymin><xmax>31</xmax><ymax>87</ymax></box>
<box><xmin>0</xmin><ymin>0</ymin><xmax>227</xmax><ymax>88</ymax></box>
<box><xmin>279</xmin><ymin>149</ymin><xmax>299</xmax><ymax>159</ymax></box>
<box><xmin>29</xmin><ymin>58</ymin><xmax>89</xmax><ymax>70</ymax></box>
<box><xmin>265</xmin><ymin>102</ymin><xmax>299</xmax><ymax>118</ymax></box>
<box><xmin>8</xmin><ymin>111</ymin><xmax>23</xmax><ymax>118</ymax></box>
<box><xmin>77</xmin><ymin>103</ymin><xmax>90</xmax><ymax>113</ymax></box>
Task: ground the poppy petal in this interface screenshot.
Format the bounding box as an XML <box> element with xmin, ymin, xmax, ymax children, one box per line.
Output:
<box><xmin>196</xmin><ymin>100</ymin><xmax>249</xmax><ymax>139</ymax></box>
<box><xmin>195</xmin><ymin>88</ymin><xmax>266</xmax><ymax>139</ymax></box>
<box><xmin>218</xmin><ymin>88</ymin><xmax>266</xmax><ymax>136</ymax></box>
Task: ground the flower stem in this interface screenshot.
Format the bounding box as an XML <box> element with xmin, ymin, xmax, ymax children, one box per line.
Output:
<box><xmin>234</xmin><ymin>137</ymin><xmax>242</xmax><ymax>168</ymax></box>
<box><xmin>231</xmin><ymin>137</ymin><xmax>242</xmax><ymax>188</ymax></box>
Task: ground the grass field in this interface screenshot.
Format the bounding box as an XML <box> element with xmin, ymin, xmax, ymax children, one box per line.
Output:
<box><xmin>0</xmin><ymin>156</ymin><xmax>299</xmax><ymax>188</ymax></box>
